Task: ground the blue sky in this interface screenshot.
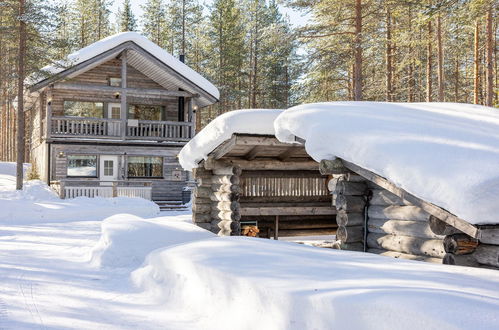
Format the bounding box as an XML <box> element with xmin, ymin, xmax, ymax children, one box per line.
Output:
<box><xmin>110</xmin><ymin>0</ymin><xmax>310</xmax><ymax>28</ymax></box>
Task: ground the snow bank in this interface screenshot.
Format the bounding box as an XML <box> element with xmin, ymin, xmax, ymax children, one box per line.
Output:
<box><xmin>0</xmin><ymin>167</ymin><xmax>159</xmax><ymax>224</ymax></box>
<box><xmin>275</xmin><ymin>102</ymin><xmax>499</xmax><ymax>225</ymax></box>
<box><xmin>133</xmin><ymin>237</ymin><xmax>499</xmax><ymax>330</ymax></box>
<box><xmin>30</xmin><ymin>32</ymin><xmax>219</xmax><ymax>101</ymax></box>
<box><xmin>90</xmin><ymin>214</ymin><xmax>214</xmax><ymax>269</ymax></box>
<box><xmin>179</xmin><ymin>109</ymin><xmax>283</xmax><ymax>170</ymax></box>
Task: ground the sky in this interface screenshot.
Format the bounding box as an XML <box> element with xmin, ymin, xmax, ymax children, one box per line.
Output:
<box><xmin>110</xmin><ymin>0</ymin><xmax>310</xmax><ymax>29</ymax></box>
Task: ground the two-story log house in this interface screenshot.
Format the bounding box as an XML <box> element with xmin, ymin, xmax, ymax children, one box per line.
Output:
<box><xmin>26</xmin><ymin>32</ymin><xmax>219</xmax><ymax>202</ymax></box>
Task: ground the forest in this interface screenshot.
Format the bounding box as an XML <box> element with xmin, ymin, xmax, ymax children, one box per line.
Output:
<box><xmin>0</xmin><ymin>0</ymin><xmax>497</xmax><ymax>161</ymax></box>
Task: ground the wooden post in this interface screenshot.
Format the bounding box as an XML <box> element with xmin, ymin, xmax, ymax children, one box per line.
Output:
<box><xmin>46</xmin><ymin>89</ymin><xmax>52</xmax><ymax>138</ymax></box>
<box><xmin>120</xmin><ymin>50</ymin><xmax>127</xmax><ymax>140</ymax></box>
<box><xmin>274</xmin><ymin>215</ymin><xmax>279</xmax><ymax>240</ymax></box>
<box><xmin>187</xmin><ymin>97</ymin><xmax>193</xmax><ymax>137</ymax></box>
<box><xmin>112</xmin><ymin>181</ymin><xmax>118</xmax><ymax>197</ymax></box>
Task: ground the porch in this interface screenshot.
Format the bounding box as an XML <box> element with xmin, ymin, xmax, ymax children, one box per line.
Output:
<box><xmin>51</xmin><ymin>179</ymin><xmax>153</xmax><ymax>200</ymax></box>
<box><xmin>49</xmin><ymin>117</ymin><xmax>193</xmax><ymax>141</ymax></box>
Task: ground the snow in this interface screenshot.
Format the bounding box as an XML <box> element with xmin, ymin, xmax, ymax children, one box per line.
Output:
<box><xmin>274</xmin><ymin>101</ymin><xmax>499</xmax><ymax>225</ymax></box>
<box><xmin>90</xmin><ymin>214</ymin><xmax>214</xmax><ymax>269</ymax></box>
<box><xmin>179</xmin><ymin>109</ymin><xmax>283</xmax><ymax>170</ymax></box>
<box><xmin>0</xmin><ymin>164</ymin><xmax>159</xmax><ymax>224</ymax></box>
<box><xmin>133</xmin><ymin>237</ymin><xmax>499</xmax><ymax>330</ymax></box>
<box><xmin>30</xmin><ymin>32</ymin><xmax>219</xmax><ymax>101</ymax></box>
<box><xmin>1</xmin><ymin>161</ymin><xmax>499</xmax><ymax>329</ymax></box>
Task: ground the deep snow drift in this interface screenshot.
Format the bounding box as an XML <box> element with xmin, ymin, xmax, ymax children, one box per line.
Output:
<box><xmin>0</xmin><ymin>163</ymin><xmax>159</xmax><ymax>223</ymax></box>
<box><xmin>179</xmin><ymin>109</ymin><xmax>283</xmax><ymax>170</ymax></box>
<box><xmin>274</xmin><ymin>102</ymin><xmax>499</xmax><ymax>225</ymax></box>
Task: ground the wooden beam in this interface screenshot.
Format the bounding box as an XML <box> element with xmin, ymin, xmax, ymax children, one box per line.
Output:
<box><xmin>209</xmin><ymin>157</ymin><xmax>318</xmax><ymax>171</ymax></box>
<box><xmin>52</xmin><ymin>82</ymin><xmax>194</xmax><ymax>98</ymax></box>
<box><xmin>209</xmin><ymin>135</ymin><xmax>238</xmax><ymax>160</ymax></box>
<box><xmin>240</xmin><ymin>206</ymin><xmax>336</xmax><ymax>216</ymax></box>
<box><xmin>277</xmin><ymin>146</ymin><xmax>302</xmax><ymax>161</ymax></box>
<box><xmin>341</xmin><ymin>159</ymin><xmax>479</xmax><ymax>238</ymax></box>
<box><xmin>244</xmin><ymin>146</ymin><xmax>263</xmax><ymax>160</ymax></box>
<box><xmin>120</xmin><ymin>50</ymin><xmax>127</xmax><ymax>140</ymax></box>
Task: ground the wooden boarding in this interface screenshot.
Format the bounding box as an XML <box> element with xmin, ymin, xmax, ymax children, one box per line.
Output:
<box><xmin>240</xmin><ymin>206</ymin><xmax>336</xmax><ymax>216</ymax></box>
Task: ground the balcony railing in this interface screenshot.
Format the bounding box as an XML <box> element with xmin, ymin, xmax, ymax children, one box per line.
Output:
<box><xmin>51</xmin><ymin>180</ymin><xmax>153</xmax><ymax>200</ymax></box>
<box><xmin>51</xmin><ymin>117</ymin><xmax>121</xmax><ymax>138</ymax></box>
<box><xmin>127</xmin><ymin>120</ymin><xmax>193</xmax><ymax>141</ymax></box>
<box><xmin>50</xmin><ymin>117</ymin><xmax>193</xmax><ymax>141</ymax></box>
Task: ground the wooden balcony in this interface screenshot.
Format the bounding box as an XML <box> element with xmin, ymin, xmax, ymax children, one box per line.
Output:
<box><xmin>49</xmin><ymin>116</ymin><xmax>193</xmax><ymax>142</ymax></box>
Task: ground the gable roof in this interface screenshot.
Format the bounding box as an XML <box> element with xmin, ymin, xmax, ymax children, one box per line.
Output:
<box><xmin>29</xmin><ymin>32</ymin><xmax>219</xmax><ymax>107</ymax></box>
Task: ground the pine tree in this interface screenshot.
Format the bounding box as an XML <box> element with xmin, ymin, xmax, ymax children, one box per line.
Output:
<box><xmin>117</xmin><ymin>0</ymin><xmax>137</xmax><ymax>32</ymax></box>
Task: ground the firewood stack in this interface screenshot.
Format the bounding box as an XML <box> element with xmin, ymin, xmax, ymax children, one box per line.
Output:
<box><xmin>241</xmin><ymin>225</ymin><xmax>259</xmax><ymax>237</ymax></box>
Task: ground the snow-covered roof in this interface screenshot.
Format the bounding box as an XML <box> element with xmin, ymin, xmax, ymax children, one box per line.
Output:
<box><xmin>275</xmin><ymin>101</ymin><xmax>499</xmax><ymax>225</ymax></box>
<box><xmin>30</xmin><ymin>32</ymin><xmax>219</xmax><ymax>106</ymax></box>
<box><xmin>178</xmin><ymin>109</ymin><xmax>283</xmax><ymax>171</ymax></box>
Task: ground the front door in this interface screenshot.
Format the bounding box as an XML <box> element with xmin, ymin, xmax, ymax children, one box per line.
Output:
<box><xmin>100</xmin><ymin>155</ymin><xmax>118</xmax><ymax>183</ymax></box>
<box><xmin>108</xmin><ymin>103</ymin><xmax>121</xmax><ymax>119</ymax></box>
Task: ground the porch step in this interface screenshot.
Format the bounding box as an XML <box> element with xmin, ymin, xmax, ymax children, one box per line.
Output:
<box><xmin>155</xmin><ymin>200</ymin><xmax>189</xmax><ymax>212</ymax></box>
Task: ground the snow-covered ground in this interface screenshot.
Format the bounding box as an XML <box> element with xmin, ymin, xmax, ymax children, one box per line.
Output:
<box><xmin>1</xmin><ymin>163</ymin><xmax>499</xmax><ymax>329</ymax></box>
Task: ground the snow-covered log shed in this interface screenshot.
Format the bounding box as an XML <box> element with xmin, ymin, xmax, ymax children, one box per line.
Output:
<box><xmin>192</xmin><ymin>133</ymin><xmax>336</xmax><ymax>238</ymax></box>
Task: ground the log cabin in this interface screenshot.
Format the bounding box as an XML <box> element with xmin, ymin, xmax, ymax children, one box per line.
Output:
<box><xmin>25</xmin><ymin>32</ymin><xmax>219</xmax><ymax>204</ymax></box>
<box><xmin>180</xmin><ymin>109</ymin><xmax>499</xmax><ymax>270</ymax></box>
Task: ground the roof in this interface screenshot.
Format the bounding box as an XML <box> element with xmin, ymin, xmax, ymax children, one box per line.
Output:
<box><xmin>29</xmin><ymin>32</ymin><xmax>219</xmax><ymax>107</ymax></box>
<box><xmin>275</xmin><ymin>101</ymin><xmax>499</xmax><ymax>225</ymax></box>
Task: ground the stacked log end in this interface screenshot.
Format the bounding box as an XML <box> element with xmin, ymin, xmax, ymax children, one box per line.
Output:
<box><xmin>327</xmin><ymin>170</ymin><xmax>368</xmax><ymax>252</ymax></box>
<box><xmin>432</xmin><ymin>216</ymin><xmax>499</xmax><ymax>269</ymax></box>
<box><xmin>366</xmin><ymin>188</ymin><xmax>445</xmax><ymax>262</ymax></box>
<box><xmin>192</xmin><ymin>165</ymin><xmax>242</xmax><ymax>236</ymax></box>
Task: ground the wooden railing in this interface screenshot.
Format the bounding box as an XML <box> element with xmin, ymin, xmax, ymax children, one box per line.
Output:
<box><xmin>51</xmin><ymin>117</ymin><xmax>121</xmax><ymax>137</ymax></box>
<box><xmin>50</xmin><ymin>117</ymin><xmax>193</xmax><ymax>141</ymax></box>
<box><xmin>241</xmin><ymin>176</ymin><xmax>329</xmax><ymax>197</ymax></box>
<box><xmin>52</xmin><ymin>180</ymin><xmax>152</xmax><ymax>200</ymax></box>
<box><xmin>127</xmin><ymin>120</ymin><xmax>193</xmax><ymax>141</ymax></box>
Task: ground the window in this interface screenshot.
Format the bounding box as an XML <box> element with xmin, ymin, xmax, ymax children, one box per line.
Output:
<box><xmin>127</xmin><ymin>156</ymin><xmax>163</xmax><ymax>178</ymax></box>
<box><xmin>64</xmin><ymin>101</ymin><xmax>104</xmax><ymax>118</ymax></box>
<box><xmin>128</xmin><ymin>104</ymin><xmax>164</xmax><ymax>121</ymax></box>
<box><xmin>109</xmin><ymin>77</ymin><xmax>121</xmax><ymax>87</ymax></box>
<box><xmin>67</xmin><ymin>155</ymin><xmax>97</xmax><ymax>177</ymax></box>
<box><xmin>103</xmin><ymin>160</ymin><xmax>113</xmax><ymax>176</ymax></box>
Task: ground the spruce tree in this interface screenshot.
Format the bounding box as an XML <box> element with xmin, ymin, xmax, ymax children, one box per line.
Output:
<box><xmin>117</xmin><ymin>0</ymin><xmax>137</xmax><ymax>32</ymax></box>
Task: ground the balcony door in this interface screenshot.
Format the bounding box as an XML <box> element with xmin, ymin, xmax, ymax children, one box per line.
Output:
<box><xmin>100</xmin><ymin>155</ymin><xmax>118</xmax><ymax>184</ymax></box>
<box><xmin>108</xmin><ymin>103</ymin><xmax>121</xmax><ymax>119</ymax></box>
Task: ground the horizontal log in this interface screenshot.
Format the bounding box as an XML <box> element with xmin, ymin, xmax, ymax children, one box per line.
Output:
<box><xmin>336</xmin><ymin>225</ymin><xmax>364</xmax><ymax>243</ymax></box>
<box><xmin>328</xmin><ymin>180</ymin><xmax>367</xmax><ymax>196</ymax></box>
<box><xmin>211</xmin><ymin>184</ymin><xmax>242</xmax><ymax>194</ymax></box>
<box><xmin>240</xmin><ymin>201</ymin><xmax>331</xmax><ymax>208</ymax></box>
<box><xmin>428</xmin><ymin>216</ymin><xmax>463</xmax><ymax>236</ymax></box>
<box><xmin>240</xmin><ymin>206</ymin><xmax>336</xmax><ymax>216</ymax></box>
<box><xmin>368</xmin><ymin>218</ymin><xmax>443</xmax><ymax>240</ymax></box>
<box><xmin>255</xmin><ymin>219</ymin><xmax>337</xmax><ymax>230</ymax></box>
<box><xmin>443</xmin><ymin>234</ymin><xmax>479</xmax><ymax>255</ymax></box>
<box><xmin>369</xmin><ymin>189</ymin><xmax>407</xmax><ymax>206</ymax></box>
<box><xmin>212</xmin><ymin>201</ymin><xmax>240</xmax><ymax>212</ymax></box>
<box><xmin>335</xmin><ymin>195</ymin><xmax>366</xmax><ymax>212</ymax></box>
<box><xmin>195</xmin><ymin>222</ymin><xmax>212</xmax><ymax>231</ymax></box>
<box><xmin>366</xmin><ymin>232</ymin><xmax>445</xmax><ymax>258</ymax></box>
<box><xmin>220</xmin><ymin>158</ymin><xmax>319</xmax><ymax>171</ymax></box>
<box><xmin>443</xmin><ymin>253</ymin><xmax>480</xmax><ymax>267</ymax></box>
<box><xmin>367</xmin><ymin>248</ymin><xmax>442</xmax><ymax>263</ymax></box>
<box><xmin>192</xmin><ymin>212</ymin><xmax>211</xmax><ymax>223</ymax></box>
<box><xmin>478</xmin><ymin>227</ymin><xmax>499</xmax><ymax>245</ymax></box>
<box><xmin>473</xmin><ymin>244</ymin><xmax>499</xmax><ymax>268</ymax></box>
<box><xmin>368</xmin><ymin>205</ymin><xmax>430</xmax><ymax>222</ymax></box>
<box><xmin>193</xmin><ymin>187</ymin><xmax>212</xmax><ymax>199</ymax></box>
<box><xmin>239</xmin><ymin>195</ymin><xmax>331</xmax><ymax>203</ymax></box>
<box><xmin>242</xmin><ymin>170</ymin><xmax>325</xmax><ymax>178</ymax></box>
<box><xmin>210</xmin><ymin>191</ymin><xmax>240</xmax><ymax>202</ymax></box>
<box><xmin>336</xmin><ymin>211</ymin><xmax>364</xmax><ymax>227</ymax></box>
<box><xmin>277</xmin><ymin>228</ymin><xmax>337</xmax><ymax>237</ymax></box>
<box><xmin>212</xmin><ymin>166</ymin><xmax>242</xmax><ymax>176</ymax></box>
<box><xmin>331</xmin><ymin>241</ymin><xmax>364</xmax><ymax>251</ymax></box>
<box><xmin>211</xmin><ymin>210</ymin><xmax>241</xmax><ymax>221</ymax></box>
<box><xmin>319</xmin><ymin>159</ymin><xmax>350</xmax><ymax>175</ymax></box>
<box><xmin>192</xmin><ymin>203</ymin><xmax>211</xmax><ymax>213</ymax></box>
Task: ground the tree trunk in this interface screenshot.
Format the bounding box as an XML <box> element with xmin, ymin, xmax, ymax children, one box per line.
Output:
<box><xmin>485</xmin><ymin>7</ymin><xmax>494</xmax><ymax>106</ymax></box>
<box><xmin>426</xmin><ymin>13</ymin><xmax>433</xmax><ymax>102</ymax></box>
<box><xmin>474</xmin><ymin>19</ymin><xmax>481</xmax><ymax>104</ymax></box>
<box><xmin>16</xmin><ymin>0</ymin><xmax>26</xmax><ymax>190</ymax></box>
<box><xmin>353</xmin><ymin>0</ymin><xmax>363</xmax><ymax>101</ymax></box>
<box><xmin>436</xmin><ymin>14</ymin><xmax>444</xmax><ymax>101</ymax></box>
<box><xmin>385</xmin><ymin>7</ymin><xmax>393</xmax><ymax>102</ymax></box>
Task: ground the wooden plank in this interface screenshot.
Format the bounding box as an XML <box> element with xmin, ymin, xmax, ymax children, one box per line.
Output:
<box><xmin>244</xmin><ymin>145</ymin><xmax>263</xmax><ymax>160</ymax></box>
<box><xmin>240</xmin><ymin>206</ymin><xmax>336</xmax><ymax>216</ymax></box>
<box><xmin>341</xmin><ymin>159</ymin><xmax>479</xmax><ymax>238</ymax></box>
<box><xmin>210</xmin><ymin>134</ymin><xmax>237</xmax><ymax>160</ymax></box>
<box><xmin>52</xmin><ymin>82</ymin><xmax>194</xmax><ymax>98</ymax></box>
<box><xmin>277</xmin><ymin>146</ymin><xmax>302</xmax><ymax>161</ymax></box>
